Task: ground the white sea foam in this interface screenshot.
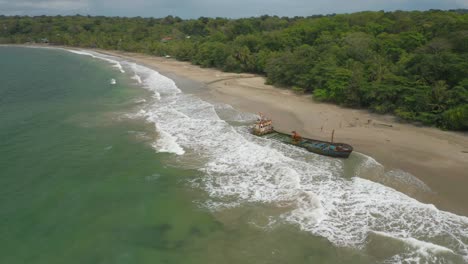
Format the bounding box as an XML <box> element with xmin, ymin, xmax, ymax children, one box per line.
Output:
<box><xmin>213</xmin><ymin>103</ymin><xmax>258</xmax><ymax>123</ymax></box>
<box><xmin>132</xmin><ymin>74</ymin><xmax>142</xmax><ymax>84</ymax></box>
<box><xmin>128</xmin><ymin>63</ymin><xmax>186</xmax><ymax>155</ymax></box>
<box><xmin>385</xmin><ymin>169</ymin><xmax>432</xmax><ymax>192</ymax></box>
<box><xmin>67</xmin><ymin>50</ymin><xmax>125</xmax><ymax>73</ymax></box>
<box><xmin>373</xmin><ymin>231</ymin><xmax>455</xmax><ymax>255</ymax></box>
<box><xmin>129</xmin><ymin>63</ymin><xmax>143</xmax><ymax>84</ymax></box>
<box><xmin>130</xmin><ymin>63</ymin><xmax>467</xmax><ymax>263</ymax></box>
<box><xmin>69</xmin><ymin>50</ymin><xmax>468</xmax><ymax>263</ymax></box>
<box><xmin>151</xmin><ymin>130</ymin><xmax>185</xmax><ymax>155</ymax></box>
<box><xmin>374</xmin><ymin>231</ymin><xmax>461</xmax><ymax>263</ymax></box>
<box><xmin>145</xmin><ymin>173</ymin><xmax>161</xmax><ymax>182</ymax></box>
<box><xmin>355</xmin><ymin>151</ymin><xmax>385</xmax><ymax>176</ymax></box>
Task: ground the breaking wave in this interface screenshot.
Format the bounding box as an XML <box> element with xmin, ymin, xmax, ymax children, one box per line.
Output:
<box><xmin>69</xmin><ymin>49</ymin><xmax>468</xmax><ymax>263</ymax></box>
<box><xmin>131</xmin><ymin>62</ymin><xmax>468</xmax><ymax>263</ymax></box>
<box><xmin>67</xmin><ymin>50</ymin><xmax>125</xmax><ymax>73</ymax></box>
<box><xmin>129</xmin><ymin>63</ymin><xmax>143</xmax><ymax>84</ymax></box>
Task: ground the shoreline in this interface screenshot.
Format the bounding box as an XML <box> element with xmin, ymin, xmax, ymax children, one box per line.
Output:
<box><xmin>4</xmin><ymin>45</ymin><xmax>468</xmax><ymax>216</ymax></box>
<box><xmin>99</xmin><ymin>49</ymin><xmax>468</xmax><ymax>216</ymax></box>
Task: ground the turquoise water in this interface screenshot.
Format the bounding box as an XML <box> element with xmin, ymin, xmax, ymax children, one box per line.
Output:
<box><xmin>0</xmin><ymin>47</ymin><xmax>213</xmax><ymax>263</ymax></box>
<box><xmin>0</xmin><ymin>47</ymin><xmax>369</xmax><ymax>263</ymax></box>
<box><xmin>1</xmin><ymin>47</ymin><xmax>467</xmax><ymax>264</ymax></box>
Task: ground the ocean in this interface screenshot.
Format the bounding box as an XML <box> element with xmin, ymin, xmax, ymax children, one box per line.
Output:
<box><xmin>0</xmin><ymin>46</ymin><xmax>467</xmax><ymax>263</ymax></box>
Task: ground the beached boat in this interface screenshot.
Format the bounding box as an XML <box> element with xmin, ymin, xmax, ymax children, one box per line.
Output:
<box><xmin>252</xmin><ymin>114</ymin><xmax>353</xmax><ymax>158</ymax></box>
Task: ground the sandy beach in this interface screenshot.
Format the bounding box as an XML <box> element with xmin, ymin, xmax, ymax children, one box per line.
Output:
<box><xmin>13</xmin><ymin>44</ymin><xmax>464</xmax><ymax>216</ymax></box>
<box><xmin>92</xmin><ymin>49</ymin><xmax>468</xmax><ymax>216</ymax></box>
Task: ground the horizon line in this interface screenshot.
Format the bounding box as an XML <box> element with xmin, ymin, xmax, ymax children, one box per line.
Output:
<box><xmin>1</xmin><ymin>8</ymin><xmax>467</xmax><ymax>20</ymax></box>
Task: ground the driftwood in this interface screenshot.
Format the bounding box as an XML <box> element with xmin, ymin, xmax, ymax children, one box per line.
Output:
<box><xmin>375</xmin><ymin>123</ymin><xmax>393</xmax><ymax>127</ymax></box>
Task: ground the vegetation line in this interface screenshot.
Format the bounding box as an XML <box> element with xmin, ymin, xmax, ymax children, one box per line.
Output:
<box><xmin>1</xmin><ymin>10</ymin><xmax>467</xmax><ymax>130</ymax></box>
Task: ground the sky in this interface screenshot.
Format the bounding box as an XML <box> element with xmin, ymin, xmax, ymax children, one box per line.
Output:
<box><xmin>1</xmin><ymin>0</ymin><xmax>468</xmax><ymax>18</ymax></box>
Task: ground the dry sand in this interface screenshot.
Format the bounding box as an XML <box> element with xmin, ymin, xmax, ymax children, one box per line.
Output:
<box><xmin>72</xmin><ymin>48</ymin><xmax>468</xmax><ymax>216</ymax></box>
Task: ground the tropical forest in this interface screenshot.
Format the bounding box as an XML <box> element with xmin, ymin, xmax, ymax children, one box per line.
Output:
<box><xmin>1</xmin><ymin>10</ymin><xmax>467</xmax><ymax>130</ymax></box>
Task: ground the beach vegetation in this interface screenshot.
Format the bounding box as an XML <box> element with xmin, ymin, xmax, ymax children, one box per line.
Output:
<box><xmin>1</xmin><ymin>10</ymin><xmax>467</xmax><ymax>130</ymax></box>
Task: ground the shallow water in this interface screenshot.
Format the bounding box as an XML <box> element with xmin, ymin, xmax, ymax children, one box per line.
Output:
<box><xmin>1</xmin><ymin>46</ymin><xmax>467</xmax><ymax>264</ymax></box>
<box><xmin>0</xmin><ymin>47</ymin><xmax>214</xmax><ymax>264</ymax></box>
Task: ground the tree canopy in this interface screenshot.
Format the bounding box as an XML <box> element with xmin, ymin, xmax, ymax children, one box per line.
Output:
<box><xmin>1</xmin><ymin>10</ymin><xmax>467</xmax><ymax>130</ymax></box>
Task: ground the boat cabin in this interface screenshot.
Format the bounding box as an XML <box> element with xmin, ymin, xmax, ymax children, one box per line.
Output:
<box><xmin>252</xmin><ymin>113</ymin><xmax>274</xmax><ymax>135</ymax></box>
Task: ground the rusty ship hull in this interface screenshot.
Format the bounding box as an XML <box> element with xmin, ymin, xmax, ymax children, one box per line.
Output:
<box><xmin>255</xmin><ymin>130</ymin><xmax>353</xmax><ymax>158</ymax></box>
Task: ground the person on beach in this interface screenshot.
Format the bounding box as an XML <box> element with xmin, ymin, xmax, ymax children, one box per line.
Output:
<box><xmin>291</xmin><ymin>131</ymin><xmax>302</xmax><ymax>143</ymax></box>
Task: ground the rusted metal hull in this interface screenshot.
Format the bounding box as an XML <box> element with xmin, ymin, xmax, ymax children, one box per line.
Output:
<box><xmin>254</xmin><ymin>130</ymin><xmax>353</xmax><ymax>158</ymax></box>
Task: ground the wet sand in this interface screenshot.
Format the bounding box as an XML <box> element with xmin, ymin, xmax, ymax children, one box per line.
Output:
<box><xmin>18</xmin><ymin>44</ymin><xmax>461</xmax><ymax>216</ymax></box>
<box><xmin>91</xmin><ymin>49</ymin><xmax>468</xmax><ymax>216</ymax></box>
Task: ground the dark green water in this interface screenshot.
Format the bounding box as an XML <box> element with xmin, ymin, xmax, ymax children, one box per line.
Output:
<box><xmin>0</xmin><ymin>47</ymin><xmax>375</xmax><ymax>264</ymax></box>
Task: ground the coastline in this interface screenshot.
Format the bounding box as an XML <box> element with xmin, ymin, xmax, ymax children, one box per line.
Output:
<box><xmin>96</xmin><ymin>49</ymin><xmax>468</xmax><ymax>216</ymax></box>
<box><xmin>4</xmin><ymin>45</ymin><xmax>467</xmax><ymax>216</ymax></box>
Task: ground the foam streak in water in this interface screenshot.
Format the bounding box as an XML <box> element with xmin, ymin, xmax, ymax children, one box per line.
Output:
<box><xmin>129</xmin><ymin>62</ymin><xmax>468</xmax><ymax>263</ymax></box>
<box><xmin>129</xmin><ymin>63</ymin><xmax>143</xmax><ymax>84</ymax></box>
<box><xmin>69</xmin><ymin>50</ymin><xmax>468</xmax><ymax>263</ymax></box>
<box><xmin>67</xmin><ymin>50</ymin><xmax>125</xmax><ymax>73</ymax></box>
<box><xmin>130</xmin><ymin>63</ymin><xmax>185</xmax><ymax>155</ymax></box>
